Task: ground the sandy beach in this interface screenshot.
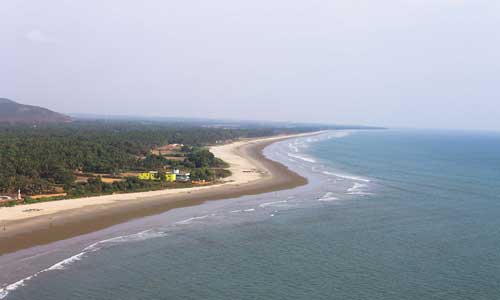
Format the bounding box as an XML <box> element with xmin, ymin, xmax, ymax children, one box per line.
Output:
<box><xmin>0</xmin><ymin>133</ymin><xmax>316</xmax><ymax>255</ymax></box>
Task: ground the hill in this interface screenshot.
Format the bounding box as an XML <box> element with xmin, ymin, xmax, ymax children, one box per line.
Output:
<box><xmin>0</xmin><ymin>98</ymin><xmax>72</xmax><ymax>124</ymax></box>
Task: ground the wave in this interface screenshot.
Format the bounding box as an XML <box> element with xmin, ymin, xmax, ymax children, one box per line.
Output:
<box><xmin>318</xmin><ymin>192</ymin><xmax>338</xmax><ymax>202</ymax></box>
<box><xmin>328</xmin><ymin>131</ymin><xmax>351</xmax><ymax>139</ymax></box>
<box><xmin>259</xmin><ymin>200</ymin><xmax>288</xmax><ymax>208</ymax></box>
<box><xmin>346</xmin><ymin>183</ymin><xmax>374</xmax><ymax>196</ymax></box>
<box><xmin>45</xmin><ymin>252</ymin><xmax>86</xmax><ymax>271</ymax></box>
<box><xmin>282</xmin><ymin>132</ymin><xmax>352</xmax><ymax>165</ymax></box>
<box><xmin>0</xmin><ymin>275</ymin><xmax>35</xmax><ymax>300</ymax></box>
<box><xmin>322</xmin><ymin>171</ymin><xmax>371</xmax><ymax>183</ymax></box>
<box><xmin>231</xmin><ymin>208</ymin><xmax>256</xmax><ymax>213</ymax></box>
<box><xmin>347</xmin><ymin>183</ymin><xmax>367</xmax><ymax>192</ymax></box>
<box><xmin>175</xmin><ymin>215</ymin><xmax>211</xmax><ymax>225</ymax></box>
<box><xmin>347</xmin><ymin>191</ymin><xmax>374</xmax><ymax>196</ymax></box>
<box><xmin>287</xmin><ymin>153</ymin><xmax>316</xmax><ymax>163</ymax></box>
<box><xmin>288</xmin><ymin>143</ymin><xmax>299</xmax><ymax>153</ymax></box>
<box><xmin>0</xmin><ymin>229</ymin><xmax>167</xmax><ymax>299</ymax></box>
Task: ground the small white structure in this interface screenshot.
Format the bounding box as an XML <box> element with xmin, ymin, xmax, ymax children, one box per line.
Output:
<box><xmin>176</xmin><ymin>172</ymin><xmax>191</xmax><ymax>182</ymax></box>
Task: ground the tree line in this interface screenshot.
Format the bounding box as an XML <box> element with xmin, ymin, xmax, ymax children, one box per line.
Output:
<box><xmin>0</xmin><ymin>121</ymin><xmax>307</xmax><ymax>196</ymax></box>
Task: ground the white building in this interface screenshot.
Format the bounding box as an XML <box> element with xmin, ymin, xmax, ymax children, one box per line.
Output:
<box><xmin>176</xmin><ymin>173</ymin><xmax>191</xmax><ymax>182</ymax></box>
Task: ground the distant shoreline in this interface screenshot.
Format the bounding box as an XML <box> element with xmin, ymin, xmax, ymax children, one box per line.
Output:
<box><xmin>0</xmin><ymin>132</ymin><xmax>320</xmax><ymax>255</ymax></box>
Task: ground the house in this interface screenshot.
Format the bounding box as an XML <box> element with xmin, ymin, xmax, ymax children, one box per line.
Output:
<box><xmin>138</xmin><ymin>171</ymin><xmax>159</xmax><ymax>180</ymax></box>
<box><xmin>172</xmin><ymin>169</ymin><xmax>190</xmax><ymax>182</ymax></box>
<box><xmin>138</xmin><ymin>171</ymin><xmax>176</xmax><ymax>182</ymax></box>
<box><xmin>165</xmin><ymin>173</ymin><xmax>177</xmax><ymax>182</ymax></box>
<box><xmin>176</xmin><ymin>173</ymin><xmax>191</xmax><ymax>182</ymax></box>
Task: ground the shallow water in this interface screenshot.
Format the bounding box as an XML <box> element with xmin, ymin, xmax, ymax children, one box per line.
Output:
<box><xmin>2</xmin><ymin>129</ymin><xmax>500</xmax><ymax>299</ymax></box>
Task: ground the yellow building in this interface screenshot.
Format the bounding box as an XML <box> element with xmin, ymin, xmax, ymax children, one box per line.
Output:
<box><xmin>138</xmin><ymin>171</ymin><xmax>176</xmax><ymax>182</ymax></box>
<box><xmin>138</xmin><ymin>171</ymin><xmax>159</xmax><ymax>181</ymax></box>
<box><xmin>165</xmin><ymin>173</ymin><xmax>176</xmax><ymax>182</ymax></box>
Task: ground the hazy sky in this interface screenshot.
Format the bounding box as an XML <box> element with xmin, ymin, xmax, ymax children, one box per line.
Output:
<box><xmin>2</xmin><ymin>1</ymin><xmax>500</xmax><ymax>130</ymax></box>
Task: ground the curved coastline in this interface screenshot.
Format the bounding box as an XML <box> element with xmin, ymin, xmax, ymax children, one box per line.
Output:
<box><xmin>0</xmin><ymin>133</ymin><xmax>316</xmax><ymax>255</ymax></box>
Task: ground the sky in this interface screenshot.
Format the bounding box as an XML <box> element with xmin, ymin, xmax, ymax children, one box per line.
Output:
<box><xmin>1</xmin><ymin>1</ymin><xmax>500</xmax><ymax>130</ymax></box>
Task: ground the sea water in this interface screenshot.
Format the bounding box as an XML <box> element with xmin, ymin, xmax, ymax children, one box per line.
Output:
<box><xmin>2</xmin><ymin>129</ymin><xmax>500</xmax><ymax>299</ymax></box>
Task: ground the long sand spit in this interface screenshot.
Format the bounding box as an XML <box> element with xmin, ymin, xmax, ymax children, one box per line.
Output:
<box><xmin>0</xmin><ymin>132</ymin><xmax>318</xmax><ymax>255</ymax></box>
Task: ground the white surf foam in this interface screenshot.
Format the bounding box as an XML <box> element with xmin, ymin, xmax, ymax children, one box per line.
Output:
<box><xmin>175</xmin><ymin>215</ymin><xmax>211</xmax><ymax>225</ymax></box>
<box><xmin>322</xmin><ymin>171</ymin><xmax>371</xmax><ymax>183</ymax></box>
<box><xmin>346</xmin><ymin>183</ymin><xmax>374</xmax><ymax>196</ymax></box>
<box><xmin>83</xmin><ymin>230</ymin><xmax>167</xmax><ymax>254</ymax></box>
<box><xmin>329</xmin><ymin>131</ymin><xmax>351</xmax><ymax>138</ymax></box>
<box><xmin>288</xmin><ymin>143</ymin><xmax>299</xmax><ymax>153</ymax></box>
<box><xmin>318</xmin><ymin>192</ymin><xmax>339</xmax><ymax>202</ymax></box>
<box><xmin>347</xmin><ymin>191</ymin><xmax>374</xmax><ymax>196</ymax></box>
<box><xmin>0</xmin><ymin>250</ymin><xmax>87</xmax><ymax>299</ymax></box>
<box><xmin>0</xmin><ymin>275</ymin><xmax>35</xmax><ymax>299</ymax></box>
<box><xmin>46</xmin><ymin>252</ymin><xmax>86</xmax><ymax>271</ymax></box>
<box><xmin>259</xmin><ymin>200</ymin><xmax>288</xmax><ymax>208</ymax></box>
<box><xmin>347</xmin><ymin>182</ymin><xmax>367</xmax><ymax>192</ymax></box>
<box><xmin>0</xmin><ymin>229</ymin><xmax>167</xmax><ymax>299</ymax></box>
<box><xmin>230</xmin><ymin>208</ymin><xmax>256</xmax><ymax>213</ymax></box>
<box><xmin>287</xmin><ymin>153</ymin><xmax>316</xmax><ymax>163</ymax></box>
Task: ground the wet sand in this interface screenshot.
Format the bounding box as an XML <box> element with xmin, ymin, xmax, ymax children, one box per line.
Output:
<box><xmin>0</xmin><ymin>133</ymin><xmax>314</xmax><ymax>255</ymax></box>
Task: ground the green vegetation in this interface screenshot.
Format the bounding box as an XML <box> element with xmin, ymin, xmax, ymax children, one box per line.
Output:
<box><xmin>0</xmin><ymin>121</ymin><xmax>311</xmax><ymax>201</ymax></box>
<box><xmin>64</xmin><ymin>176</ymin><xmax>189</xmax><ymax>198</ymax></box>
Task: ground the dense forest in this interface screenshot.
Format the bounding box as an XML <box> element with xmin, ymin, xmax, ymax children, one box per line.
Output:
<box><xmin>0</xmin><ymin>121</ymin><xmax>315</xmax><ymax>200</ymax></box>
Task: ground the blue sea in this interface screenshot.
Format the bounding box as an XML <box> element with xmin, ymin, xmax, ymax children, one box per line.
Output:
<box><xmin>2</xmin><ymin>129</ymin><xmax>500</xmax><ymax>299</ymax></box>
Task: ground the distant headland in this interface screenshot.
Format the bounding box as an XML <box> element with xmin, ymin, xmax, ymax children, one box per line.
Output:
<box><xmin>0</xmin><ymin>98</ymin><xmax>72</xmax><ymax>124</ymax></box>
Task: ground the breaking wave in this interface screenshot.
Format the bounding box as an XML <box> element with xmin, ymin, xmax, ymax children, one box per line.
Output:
<box><xmin>318</xmin><ymin>192</ymin><xmax>339</xmax><ymax>202</ymax></box>
<box><xmin>322</xmin><ymin>171</ymin><xmax>371</xmax><ymax>183</ymax></box>
<box><xmin>287</xmin><ymin>153</ymin><xmax>316</xmax><ymax>163</ymax></box>
<box><xmin>175</xmin><ymin>215</ymin><xmax>212</xmax><ymax>225</ymax></box>
<box><xmin>0</xmin><ymin>229</ymin><xmax>167</xmax><ymax>299</ymax></box>
<box><xmin>346</xmin><ymin>182</ymin><xmax>373</xmax><ymax>196</ymax></box>
<box><xmin>259</xmin><ymin>200</ymin><xmax>288</xmax><ymax>208</ymax></box>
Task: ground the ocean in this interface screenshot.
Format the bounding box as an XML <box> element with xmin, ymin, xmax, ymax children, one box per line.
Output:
<box><xmin>2</xmin><ymin>129</ymin><xmax>500</xmax><ymax>299</ymax></box>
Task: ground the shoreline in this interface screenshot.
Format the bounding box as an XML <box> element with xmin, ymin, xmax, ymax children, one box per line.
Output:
<box><xmin>0</xmin><ymin>133</ymin><xmax>317</xmax><ymax>255</ymax></box>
